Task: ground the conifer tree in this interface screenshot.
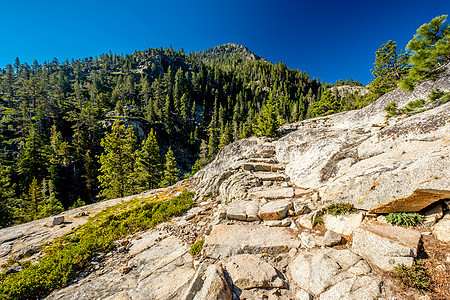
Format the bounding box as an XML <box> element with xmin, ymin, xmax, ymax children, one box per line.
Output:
<box><xmin>253</xmin><ymin>93</ymin><xmax>280</xmax><ymax>137</ymax></box>
<box><xmin>98</xmin><ymin>120</ymin><xmax>139</xmax><ymax>199</ymax></box>
<box><xmin>159</xmin><ymin>147</ymin><xmax>179</xmax><ymax>188</ymax></box>
<box><xmin>401</xmin><ymin>15</ymin><xmax>450</xmax><ymax>90</ymax></box>
<box><xmin>369</xmin><ymin>41</ymin><xmax>409</xmax><ymax>98</ymax></box>
<box><xmin>136</xmin><ymin>129</ymin><xmax>163</xmax><ymax>190</ymax></box>
<box><xmin>0</xmin><ymin>164</ymin><xmax>14</xmax><ymax>228</ymax></box>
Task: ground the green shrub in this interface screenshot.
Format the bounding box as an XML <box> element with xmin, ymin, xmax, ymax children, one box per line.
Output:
<box><xmin>0</xmin><ymin>191</ymin><xmax>193</xmax><ymax>300</ymax></box>
<box><xmin>402</xmin><ymin>99</ymin><xmax>425</xmax><ymax>113</ymax></box>
<box><xmin>386</xmin><ymin>212</ymin><xmax>423</xmax><ymax>227</ymax></box>
<box><xmin>313</xmin><ymin>215</ymin><xmax>323</xmax><ymax>226</ymax></box>
<box><xmin>384</xmin><ymin>102</ymin><xmax>399</xmax><ymax>118</ymax></box>
<box><xmin>428</xmin><ymin>89</ymin><xmax>445</xmax><ymax>102</ymax></box>
<box><xmin>325</xmin><ymin>203</ymin><xmax>356</xmax><ymax>216</ymax></box>
<box><xmin>190</xmin><ymin>239</ymin><xmax>205</xmax><ymax>256</ymax></box>
<box><xmin>394</xmin><ymin>263</ymin><xmax>430</xmax><ymax>291</ymax></box>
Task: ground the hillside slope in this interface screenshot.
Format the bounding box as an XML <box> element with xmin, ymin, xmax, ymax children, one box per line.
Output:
<box><xmin>1</xmin><ymin>71</ymin><xmax>449</xmax><ymax>299</ymax></box>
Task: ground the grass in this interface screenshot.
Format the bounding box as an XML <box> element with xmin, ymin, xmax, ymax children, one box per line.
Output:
<box><xmin>190</xmin><ymin>239</ymin><xmax>205</xmax><ymax>256</ymax></box>
<box><xmin>386</xmin><ymin>212</ymin><xmax>423</xmax><ymax>227</ymax></box>
<box><xmin>394</xmin><ymin>263</ymin><xmax>430</xmax><ymax>291</ymax></box>
<box><xmin>325</xmin><ymin>203</ymin><xmax>356</xmax><ymax>216</ymax></box>
<box><xmin>0</xmin><ymin>191</ymin><xmax>193</xmax><ymax>300</ymax></box>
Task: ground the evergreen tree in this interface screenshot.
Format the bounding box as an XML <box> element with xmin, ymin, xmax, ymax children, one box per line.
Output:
<box><xmin>253</xmin><ymin>93</ymin><xmax>280</xmax><ymax>137</ymax></box>
<box><xmin>401</xmin><ymin>15</ymin><xmax>450</xmax><ymax>90</ymax></box>
<box><xmin>370</xmin><ymin>41</ymin><xmax>409</xmax><ymax>98</ymax></box>
<box><xmin>98</xmin><ymin>120</ymin><xmax>139</xmax><ymax>199</ymax></box>
<box><xmin>159</xmin><ymin>147</ymin><xmax>179</xmax><ymax>188</ymax></box>
<box><xmin>136</xmin><ymin>129</ymin><xmax>163</xmax><ymax>190</ymax></box>
<box><xmin>0</xmin><ymin>164</ymin><xmax>14</xmax><ymax>228</ymax></box>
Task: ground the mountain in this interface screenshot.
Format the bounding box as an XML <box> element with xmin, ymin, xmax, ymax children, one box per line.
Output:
<box><xmin>192</xmin><ymin>43</ymin><xmax>267</xmax><ymax>65</ymax></box>
<box><xmin>0</xmin><ymin>67</ymin><xmax>449</xmax><ymax>299</ymax></box>
<box><xmin>2</xmin><ymin>42</ymin><xmax>358</xmax><ymax>225</ymax></box>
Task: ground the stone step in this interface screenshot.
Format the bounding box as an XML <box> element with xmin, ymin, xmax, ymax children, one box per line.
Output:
<box><xmin>203</xmin><ymin>225</ymin><xmax>300</xmax><ymax>259</ymax></box>
<box><xmin>247</xmin><ymin>158</ymin><xmax>278</xmax><ymax>164</ymax></box>
<box><xmin>243</xmin><ymin>163</ymin><xmax>285</xmax><ymax>172</ymax></box>
<box><xmin>252</xmin><ymin>172</ymin><xmax>289</xmax><ymax>181</ymax></box>
<box><xmin>247</xmin><ymin>148</ymin><xmax>276</xmax><ymax>159</ymax></box>
<box><xmin>248</xmin><ymin>187</ymin><xmax>294</xmax><ymax>200</ymax></box>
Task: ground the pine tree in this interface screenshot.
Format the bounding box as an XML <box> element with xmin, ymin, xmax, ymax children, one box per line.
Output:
<box><xmin>136</xmin><ymin>129</ymin><xmax>163</xmax><ymax>190</ymax></box>
<box><xmin>401</xmin><ymin>15</ymin><xmax>450</xmax><ymax>90</ymax></box>
<box><xmin>369</xmin><ymin>41</ymin><xmax>409</xmax><ymax>98</ymax></box>
<box><xmin>159</xmin><ymin>147</ymin><xmax>179</xmax><ymax>188</ymax></box>
<box><xmin>98</xmin><ymin>120</ymin><xmax>139</xmax><ymax>199</ymax></box>
<box><xmin>0</xmin><ymin>164</ymin><xmax>14</xmax><ymax>228</ymax></box>
<box><xmin>253</xmin><ymin>93</ymin><xmax>280</xmax><ymax>137</ymax></box>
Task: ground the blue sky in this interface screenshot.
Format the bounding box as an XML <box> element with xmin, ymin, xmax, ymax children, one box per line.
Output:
<box><xmin>1</xmin><ymin>0</ymin><xmax>448</xmax><ymax>84</ymax></box>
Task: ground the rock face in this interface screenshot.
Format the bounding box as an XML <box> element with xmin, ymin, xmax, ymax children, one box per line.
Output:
<box><xmin>352</xmin><ymin>223</ymin><xmax>421</xmax><ymax>271</ymax></box>
<box><xmin>225</xmin><ymin>254</ymin><xmax>283</xmax><ymax>290</ymax></box>
<box><xmin>288</xmin><ymin>249</ymin><xmax>381</xmax><ymax>299</ymax></box>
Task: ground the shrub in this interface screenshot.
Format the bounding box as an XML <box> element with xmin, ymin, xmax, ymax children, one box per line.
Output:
<box><xmin>313</xmin><ymin>215</ymin><xmax>323</xmax><ymax>226</ymax></box>
<box><xmin>394</xmin><ymin>263</ymin><xmax>430</xmax><ymax>291</ymax></box>
<box><xmin>190</xmin><ymin>239</ymin><xmax>205</xmax><ymax>256</ymax></box>
<box><xmin>386</xmin><ymin>212</ymin><xmax>423</xmax><ymax>227</ymax></box>
<box><xmin>325</xmin><ymin>203</ymin><xmax>356</xmax><ymax>216</ymax></box>
<box><xmin>0</xmin><ymin>191</ymin><xmax>193</xmax><ymax>300</ymax></box>
<box><xmin>384</xmin><ymin>102</ymin><xmax>399</xmax><ymax>118</ymax></box>
<box><xmin>401</xmin><ymin>99</ymin><xmax>425</xmax><ymax>113</ymax></box>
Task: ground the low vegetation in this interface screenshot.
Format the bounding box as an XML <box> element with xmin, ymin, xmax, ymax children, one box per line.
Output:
<box><xmin>190</xmin><ymin>239</ymin><xmax>205</xmax><ymax>256</ymax></box>
<box><xmin>386</xmin><ymin>212</ymin><xmax>423</xmax><ymax>227</ymax></box>
<box><xmin>0</xmin><ymin>191</ymin><xmax>193</xmax><ymax>300</ymax></box>
<box><xmin>394</xmin><ymin>263</ymin><xmax>430</xmax><ymax>291</ymax></box>
<box><xmin>325</xmin><ymin>203</ymin><xmax>356</xmax><ymax>216</ymax></box>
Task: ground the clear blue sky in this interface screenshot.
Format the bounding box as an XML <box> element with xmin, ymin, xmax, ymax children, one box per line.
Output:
<box><xmin>1</xmin><ymin>0</ymin><xmax>448</xmax><ymax>84</ymax></box>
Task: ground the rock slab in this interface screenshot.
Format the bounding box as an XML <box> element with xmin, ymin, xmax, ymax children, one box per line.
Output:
<box><xmin>204</xmin><ymin>225</ymin><xmax>300</xmax><ymax>259</ymax></box>
<box><xmin>352</xmin><ymin>223</ymin><xmax>421</xmax><ymax>271</ymax></box>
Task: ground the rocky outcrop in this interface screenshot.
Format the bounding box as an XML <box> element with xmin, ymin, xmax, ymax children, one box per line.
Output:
<box><xmin>2</xmin><ymin>71</ymin><xmax>450</xmax><ymax>299</ymax></box>
<box><xmin>352</xmin><ymin>223</ymin><xmax>421</xmax><ymax>271</ymax></box>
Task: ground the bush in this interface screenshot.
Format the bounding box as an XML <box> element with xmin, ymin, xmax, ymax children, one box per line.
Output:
<box><xmin>325</xmin><ymin>203</ymin><xmax>356</xmax><ymax>216</ymax></box>
<box><xmin>190</xmin><ymin>239</ymin><xmax>205</xmax><ymax>256</ymax></box>
<box><xmin>394</xmin><ymin>263</ymin><xmax>430</xmax><ymax>291</ymax></box>
<box><xmin>0</xmin><ymin>191</ymin><xmax>193</xmax><ymax>300</ymax></box>
<box><xmin>386</xmin><ymin>212</ymin><xmax>423</xmax><ymax>227</ymax></box>
<box><xmin>401</xmin><ymin>99</ymin><xmax>425</xmax><ymax>113</ymax></box>
<box><xmin>384</xmin><ymin>102</ymin><xmax>399</xmax><ymax>118</ymax></box>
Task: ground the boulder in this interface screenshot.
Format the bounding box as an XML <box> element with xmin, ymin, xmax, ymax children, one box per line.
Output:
<box><xmin>323</xmin><ymin>212</ymin><xmax>363</xmax><ymax>235</ymax></box>
<box><xmin>264</xmin><ymin>219</ymin><xmax>291</xmax><ymax>227</ymax></box>
<box><xmin>225</xmin><ymin>254</ymin><xmax>284</xmax><ymax>290</ymax></box>
<box><xmin>226</xmin><ymin>201</ymin><xmax>260</xmax><ymax>222</ymax></box>
<box><xmin>258</xmin><ymin>200</ymin><xmax>292</xmax><ymax>220</ymax></box>
<box><xmin>423</xmin><ymin>204</ymin><xmax>444</xmax><ymax>225</ymax></box>
<box><xmin>322</xmin><ymin>230</ymin><xmax>342</xmax><ymax>247</ymax></box>
<box><xmin>352</xmin><ymin>223</ymin><xmax>421</xmax><ymax>271</ymax></box>
<box><xmin>182</xmin><ymin>264</ymin><xmax>232</xmax><ymax>300</ymax></box>
<box><xmin>432</xmin><ymin>213</ymin><xmax>450</xmax><ymax>243</ymax></box>
<box><xmin>203</xmin><ymin>225</ymin><xmax>300</xmax><ymax>259</ymax></box>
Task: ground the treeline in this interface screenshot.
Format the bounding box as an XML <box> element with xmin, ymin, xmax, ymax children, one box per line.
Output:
<box><xmin>2</xmin><ymin>11</ymin><xmax>446</xmax><ymax>229</ymax></box>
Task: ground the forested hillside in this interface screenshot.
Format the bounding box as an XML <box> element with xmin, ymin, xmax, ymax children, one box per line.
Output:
<box><xmin>1</xmin><ymin>12</ymin><xmax>447</xmax><ymax>229</ymax></box>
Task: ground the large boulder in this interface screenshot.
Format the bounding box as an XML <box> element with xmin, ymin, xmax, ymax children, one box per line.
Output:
<box><xmin>352</xmin><ymin>223</ymin><xmax>421</xmax><ymax>271</ymax></box>
<box><xmin>323</xmin><ymin>212</ymin><xmax>363</xmax><ymax>235</ymax></box>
